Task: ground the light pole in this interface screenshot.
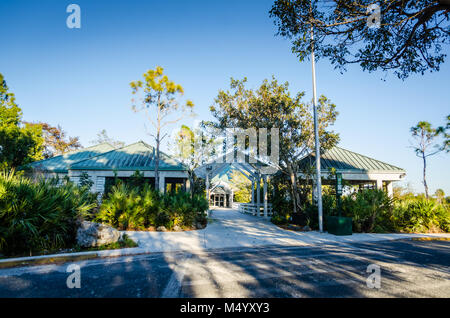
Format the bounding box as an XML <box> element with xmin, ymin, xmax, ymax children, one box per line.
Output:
<box><xmin>310</xmin><ymin>24</ymin><xmax>323</xmax><ymax>233</ymax></box>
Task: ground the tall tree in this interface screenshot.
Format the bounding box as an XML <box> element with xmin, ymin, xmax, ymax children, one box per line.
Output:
<box><xmin>410</xmin><ymin>121</ymin><xmax>445</xmax><ymax>198</ymax></box>
<box><xmin>204</xmin><ymin>77</ymin><xmax>339</xmax><ymax>215</ymax></box>
<box><xmin>90</xmin><ymin>129</ymin><xmax>125</xmax><ymax>148</ymax></box>
<box><xmin>170</xmin><ymin>125</ymin><xmax>217</xmax><ymax>195</ymax></box>
<box><xmin>270</xmin><ymin>0</ymin><xmax>450</xmax><ymax>79</ymax></box>
<box><xmin>25</xmin><ymin>122</ymin><xmax>82</xmax><ymax>158</ymax></box>
<box><xmin>130</xmin><ymin>66</ymin><xmax>194</xmax><ymax>190</ymax></box>
<box><xmin>0</xmin><ymin>73</ymin><xmax>44</xmax><ymax>169</ymax></box>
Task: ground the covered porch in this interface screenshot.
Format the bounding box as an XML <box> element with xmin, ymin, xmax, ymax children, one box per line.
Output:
<box><xmin>298</xmin><ymin>146</ymin><xmax>406</xmax><ymax>197</ymax></box>
<box><xmin>195</xmin><ymin>150</ymin><xmax>278</xmax><ymax>218</ymax></box>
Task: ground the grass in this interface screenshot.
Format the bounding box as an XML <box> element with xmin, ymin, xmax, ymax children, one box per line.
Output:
<box><xmin>0</xmin><ymin>234</ymin><xmax>138</xmax><ymax>259</ymax></box>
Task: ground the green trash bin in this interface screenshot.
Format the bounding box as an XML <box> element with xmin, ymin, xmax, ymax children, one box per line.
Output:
<box><xmin>327</xmin><ymin>216</ymin><xmax>352</xmax><ymax>236</ymax></box>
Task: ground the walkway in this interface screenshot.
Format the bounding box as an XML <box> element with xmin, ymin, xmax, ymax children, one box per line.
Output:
<box><xmin>125</xmin><ymin>208</ymin><xmax>449</xmax><ymax>253</ymax></box>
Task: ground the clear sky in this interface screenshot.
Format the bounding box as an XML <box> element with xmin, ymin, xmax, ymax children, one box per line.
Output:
<box><xmin>1</xmin><ymin>0</ymin><xmax>449</xmax><ymax>194</ymax></box>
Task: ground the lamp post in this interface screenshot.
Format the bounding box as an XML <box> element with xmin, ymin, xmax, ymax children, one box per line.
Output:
<box><xmin>310</xmin><ymin>23</ymin><xmax>323</xmax><ymax>233</ymax></box>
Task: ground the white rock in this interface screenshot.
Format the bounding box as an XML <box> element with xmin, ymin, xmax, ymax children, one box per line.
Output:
<box><xmin>156</xmin><ymin>226</ymin><xmax>167</xmax><ymax>232</ymax></box>
<box><xmin>76</xmin><ymin>221</ymin><xmax>121</xmax><ymax>247</ymax></box>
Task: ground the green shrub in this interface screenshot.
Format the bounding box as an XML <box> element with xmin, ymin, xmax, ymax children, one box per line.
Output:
<box><xmin>342</xmin><ymin>189</ymin><xmax>393</xmax><ymax>233</ymax></box>
<box><xmin>97</xmin><ymin>183</ymin><xmax>209</xmax><ymax>230</ymax></box>
<box><xmin>0</xmin><ymin>171</ymin><xmax>97</xmax><ymax>256</ymax></box>
<box><xmin>155</xmin><ymin>211</ymin><xmax>171</xmax><ymax>228</ymax></box>
<box><xmin>392</xmin><ymin>197</ymin><xmax>450</xmax><ymax>233</ymax></box>
<box><xmin>95</xmin><ymin>183</ymin><xmax>159</xmax><ymax>230</ymax></box>
<box><xmin>271</xmin><ymin>213</ymin><xmax>289</xmax><ymax>225</ymax></box>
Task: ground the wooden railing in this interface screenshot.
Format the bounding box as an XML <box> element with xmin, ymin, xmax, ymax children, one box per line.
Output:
<box><xmin>238</xmin><ymin>203</ymin><xmax>273</xmax><ymax>217</ymax></box>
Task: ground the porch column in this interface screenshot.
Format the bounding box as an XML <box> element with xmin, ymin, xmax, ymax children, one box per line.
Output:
<box><xmin>159</xmin><ymin>172</ymin><xmax>165</xmax><ymax>193</ymax></box>
<box><xmin>256</xmin><ymin>172</ymin><xmax>261</xmax><ymax>217</ymax></box>
<box><xmin>263</xmin><ymin>175</ymin><xmax>268</xmax><ymax>218</ymax></box>
<box><xmin>376</xmin><ymin>179</ymin><xmax>383</xmax><ymax>190</ymax></box>
<box><xmin>230</xmin><ymin>190</ymin><xmax>234</xmax><ymax>208</ymax></box>
<box><xmin>185</xmin><ymin>178</ymin><xmax>190</xmax><ymax>192</ymax></box>
<box><xmin>251</xmin><ymin>178</ymin><xmax>255</xmax><ymax>203</ymax></box>
<box><xmin>95</xmin><ymin>176</ymin><xmax>105</xmax><ymax>201</ymax></box>
<box><xmin>386</xmin><ymin>181</ymin><xmax>393</xmax><ymax>198</ymax></box>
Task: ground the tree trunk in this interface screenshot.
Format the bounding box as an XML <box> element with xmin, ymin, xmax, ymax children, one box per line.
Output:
<box><xmin>155</xmin><ymin>131</ymin><xmax>160</xmax><ymax>192</ymax></box>
<box><xmin>422</xmin><ymin>152</ymin><xmax>428</xmax><ymax>199</ymax></box>
<box><xmin>155</xmin><ymin>98</ymin><xmax>161</xmax><ymax>193</ymax></box>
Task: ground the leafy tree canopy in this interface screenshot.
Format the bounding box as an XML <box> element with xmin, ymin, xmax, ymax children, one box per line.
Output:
<box><xmin>204</xmin><ymin>77</ymin><xmax>339</xmax><ymax>214</ymax></box>
<box><xmin>25</xmin><ymin>122</ymin><xmax>82</xmax><ymax>158</ymax></box>
<box><xmin>0</xmin><ymin>73</ymin><xmax>44</xmax><ymax>169</ymax></box>
<box><xmin>130</xmin><ymin>66</ymin><xmax>194</xmax><ymax>188</ymax></box>
<box><xmin>205</xmin><ymin>77</ymin><xmax>339</xmax><ymax>168</ymax></box>
<box><xmin>270</xmin><ymin>0</ymin><xmax>450</xmax><ymax>79</ymax></box>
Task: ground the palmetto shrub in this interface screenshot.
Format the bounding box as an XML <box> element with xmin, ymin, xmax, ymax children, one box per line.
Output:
<box><xmin>96</xmin><ymin>183</ymin><xmax>208</xmax><ymax>230</ymax></box>
<box><xmin>0</xmin><ymin>171</ymin><xmax>97</xmax><ymax>256</ymax></box>
<box><xmin>392</xmin><ymin>197</ymin><xmax>450</xmax><ymax>233</ymax></box>
<box><xmin>95</xmin><ymin>183</ymin><xmax>159</xmax><ymax>230</ymax></box>
<box><xmin>342</xmin><ymin>189</ymin><xmax>394</xmax><ymax>233</ymax></box>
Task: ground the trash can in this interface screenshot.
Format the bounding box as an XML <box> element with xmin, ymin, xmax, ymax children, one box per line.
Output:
<box><xmin>327</xmin><ymin>216</ymin><xmax>352</xmax><ymax>236</ymax></box>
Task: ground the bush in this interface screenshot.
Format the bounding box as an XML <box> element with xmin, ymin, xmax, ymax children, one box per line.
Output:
<box><xmin>392</xmin><ymin>197</ymin><xmax>450</xmax><ymax>233</ymax></box>
<box><xmin>272</xmin><ymin>184</ymin><xmax>449</xmax><ymax>234</ymax></box>
<box><xmin>0</xmin><ymin>171</ymin><xmax>97</xmax><ymax>256</ymax></box>
<box><xmin>95</xmin><ymin>183</ymin><xmax>159</xmax><ymax>230</ymax></box>
<box><xmin>96</xmin><ymin>183</ymin><xmax>209</xmax><ymax>230</ymax></box>
<box><xmin>342</xmin><ymin>189</ymin><xmax>393</xmax><ymax>233</ymax></box>
<box><xmin>271</xmin><ymin>213</ymin><xmax>289</xmax><ymax>225</ymax></box>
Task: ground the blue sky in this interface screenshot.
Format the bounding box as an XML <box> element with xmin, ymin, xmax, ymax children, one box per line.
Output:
<box><xmin>1</xmin><ymin>0</ymin><xmax>449</xmax><ymax>194</ymax></box>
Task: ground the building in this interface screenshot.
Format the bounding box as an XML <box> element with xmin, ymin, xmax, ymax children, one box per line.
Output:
<box><xmin>25</xmin><ymin>143</ymin><xmax>115</xmax><ymax>180</ymax></box>
<box><xmin>208</xmin><ymin>169</ymin><xmax>237</xmax><ymax>208</ymax></box>
<box><xmin>298</xmin><ymin>146</ymin><xmax>406</xmax><ymax>197</ymax></box>
<box><xmin>26</xmin><ymin>141</ymin><xmax>189</xmax><ymax>196</ymax></box>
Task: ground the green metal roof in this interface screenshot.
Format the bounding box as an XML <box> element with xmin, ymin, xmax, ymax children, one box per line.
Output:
<box><xmin>299</xmin><ymin>146</ymin><xmax>405</xmax><ymax>173</ymax></box>
<box><xmin>26</xmin><ymin>143</ymin><xmax>115</xmax><ymax>173</ymax></box>
<box><xmin>69</xmin><ymin>141</ymin><xmax>187</xmax><ymax>171</ymax></box>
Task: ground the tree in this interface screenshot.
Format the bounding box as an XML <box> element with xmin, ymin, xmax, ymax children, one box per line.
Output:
<box><xmin>204</xmin><ymin>77</ymin><xmax>339</xmax><ymax>215</ymax></box>
<box><xmin>270</xmin><ymin>0</ymin><xmax>450</xmax><ymax>79</ymax></box>
<box><xmin>434</xmin><ymin>188</ymin><xmax>445</xmax><ymax>203</ymax></box>
<box><xmin>130</xmin><ymin>66</ymin><xmax>194</xmax><ymax>190</ymax></box>
<box><xmin>0</xmin><ymin>73</ymin><xmax>44</xmax><ymax>169</ymax></box>
<box><xmin>130</xmin><ymin>66</ymin><xmax>194</xmax><ymax>187</ymax></box>
<box><xmin>90</xmin><ymin>129</ymin><xmax>125</xmax><ymax>148</ymax></box>
<box><xmin>25</xmin><ymin>122</ymin><xmax>82</xmax><ymax>158</ymax></box>
<box><xmin>228</xmin><ymin>170</ymin><xmax>252</xmax><ymax>203</ymax></box>
<box><xmin>410</xmin><ymin>121</ymin><xmax>445</xmax><ymax>198</ymax></box>
<box><xmin>170</xmin><ymin>125</ymin><xmax>217</xmax><ymax>195</ymax></box>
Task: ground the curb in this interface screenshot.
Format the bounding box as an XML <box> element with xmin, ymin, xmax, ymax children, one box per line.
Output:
<box><xmin>1</xmin><ymin>234</ymin><xmax>449</xmax><ymax>269</ymax></box>
<box><xmin>410</xmin><ymin>237</ymin><xmax>450</xmax><ymax>241</ymax></box>
<box><xmin>0</xmin><ymin>252</ymin><xmax>100</xmax><ymax>269</ymax></box>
